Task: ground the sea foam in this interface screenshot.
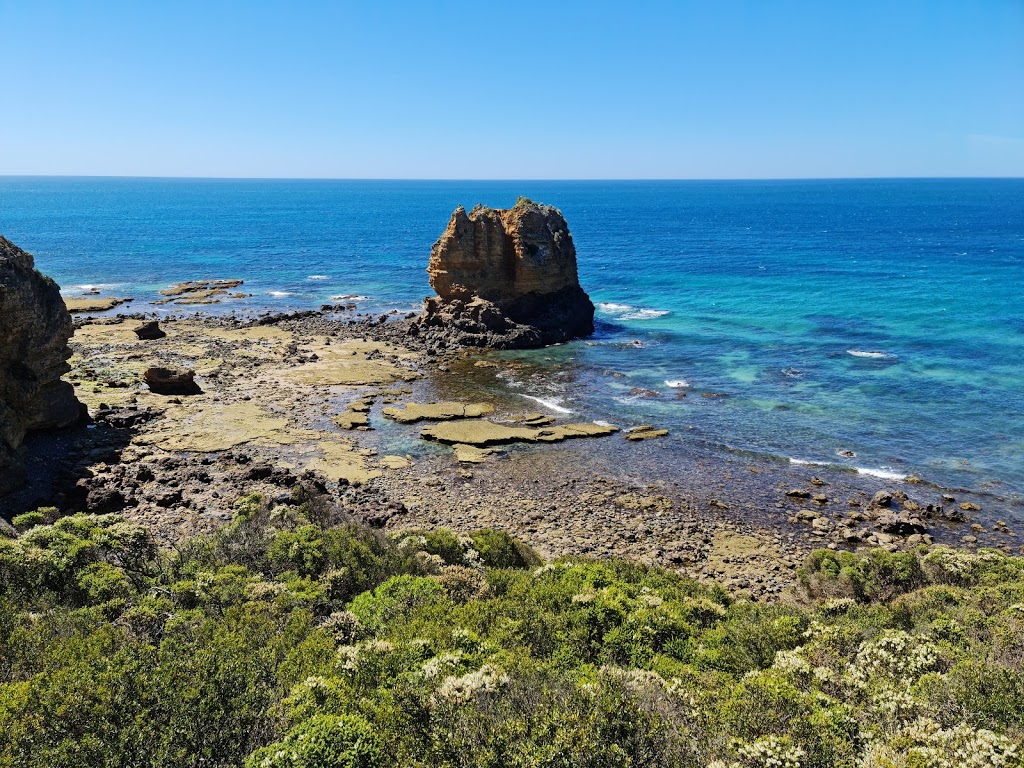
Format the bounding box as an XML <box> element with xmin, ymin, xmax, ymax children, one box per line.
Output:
<box><xmin>855</xmin><ymin>466</ymin><xmax>908</xmax><ymax>481</ymax></box>
<box><xmin>599</xmin><ymin>302</ymin><xmax>671</xmax><ymax>321</ymax></box>
<box><xmin>847</xmin><ymin>350</ymin><xmax>895</xmax><ymax>359</ymax></box>
<box><xmin>520</xmin><ymin>394</ymin><xmax>574</xmax><ymax>414</ymax></box>
<box><xmin>789</xmin><ymin>457</ymin><xmax>831</xmax><ymax>467</ymax></box>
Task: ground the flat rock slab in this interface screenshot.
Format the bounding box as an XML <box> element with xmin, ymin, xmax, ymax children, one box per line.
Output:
<box><xmin>275</xmin><ymin>343</ymin><xmax>415</xmax><ymax>386</ymax></box>
<box><xmin>380</xmin><ymin>455</ymin><xmax>412</xmax><ymax>469</ymax></box>
<box><xmin>65</xmin><ymin>296</ymin><xmax>133</xmax><ymax>313</ymax></box>
<box><xmin>135</xmin><ymin>401</ymin><xmax>289</xmax><ymax>453</ymax></box>
<box><xmin>626</xmin><ymin>428</ymin><xmax>669</xmax><ymax>441</ymax></box>
<box><xmin>334</xmin><ymin>411</ymin><xmax>369</xmax><ymax>430</ymax></box>
<box><xmin>421</xmin><ymin>419</ymin><xmax>618</xmax><ymax>447</ymax></box>
<box><xmin>154</xmin><ymin>279</ymin><xmax>248</xmax><ymax>306</ymax></box>
<box><xmin>383</xmin><ymin>401</ymin><xmax>494</xmax><ymax>423</ymax></box>
<box><xmin>453</xmin><ymin>444</ymin><xmax>497</xmax><ymax>463</ymax></box>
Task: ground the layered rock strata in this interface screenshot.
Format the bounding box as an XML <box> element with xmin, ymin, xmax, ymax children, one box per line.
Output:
<box><xmin>411</xmin><ymin>198</ymin><xmax>595</xmax><ymax>349</ymax></box>
<box><xmin>0</xmin><ymin>236</ymin><xmax>82</xmax><ymax>492</ymax></box>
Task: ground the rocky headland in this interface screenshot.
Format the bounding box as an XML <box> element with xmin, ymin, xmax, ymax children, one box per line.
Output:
<box><xmin>0</xmin><ymin>236</ymin><xmax>82</xmax><ymax>493</ymax></box>
<box><xmin>410</xmin><ymin>197</ymin><xmax>595</xmax><ymax>350</ymax></box>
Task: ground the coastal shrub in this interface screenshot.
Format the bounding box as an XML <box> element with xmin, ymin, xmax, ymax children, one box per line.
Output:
<box><xmin>0</xmin><ymin>513</ymin><xmax>154</xmax><ymax>603</ymax></box>
<box><xmin>347</xmin><ymin>574</ymin><xmax>445</xmax><ymax>632</ymax></box>
<box><xmin>10</xmin><ymin>509</ymin><xmax>48</xmax><ymax>532</ymax></box>
<box><xmin>800</xmin><ymin>548</ymin><xmax>926</xmax><ymax>602</ymax></box>
<box><xmin>245</xmin><ymin>713</ymin><xmax>383</xmax><ymax>768</ymax></box>
<box><xmin>398</xmin><ymin>528</ymin><xmax>468</xmax><ymax>566</ymax></box>
<box><xmin>467</xmin><ymin>528</ymin><xmax>541</xmax><ymax>569</ymax></box>
<box><xmin>1</xmin><ymin>495</ymin><xmax>1023</xmax><ymax>768</ymax></box>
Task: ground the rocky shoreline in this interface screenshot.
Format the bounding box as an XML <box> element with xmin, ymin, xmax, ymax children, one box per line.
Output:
<box><xmin>5</xmin><ymin>303</ymin><xmax>1020</xmax><ymax>602</ymax></box>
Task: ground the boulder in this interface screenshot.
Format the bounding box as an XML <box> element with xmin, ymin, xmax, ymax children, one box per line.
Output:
<box><xmin>411</xmin><ymin>198</ymin><xmax>595</xmax><ymax>349</ymax></box>
<box><xmin>135</xmin><ymin>320</ymin><xmax>166</xmax><ymax>340</ymax></box>
<box><xmin>144</xmin><ymin>367</ymin><xmax>202</xmax><ymax>395</ymax></box>
<box><xmin>875</xmin><ymin>513</ymin><xmax>927</xmax><ymax>537</ymax></box>
<box><xmin>0</xmin><ymin>236</ymin><xmax>82</xmax><ymax>493</ymax></box>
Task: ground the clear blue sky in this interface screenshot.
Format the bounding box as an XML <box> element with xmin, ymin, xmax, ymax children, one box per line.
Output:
<box><xmin>1</xmin><ymin>1</ymin><xmax>1022</xmax><ymax>178</ymax></box>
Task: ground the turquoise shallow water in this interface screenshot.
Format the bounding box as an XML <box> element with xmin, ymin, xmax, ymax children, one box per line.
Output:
<box><xmin>1</xmin><ymin>177</ymin><xmax>1022</xmax><ymax>498</ymax></box>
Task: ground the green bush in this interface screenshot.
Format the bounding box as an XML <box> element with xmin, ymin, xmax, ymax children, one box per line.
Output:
<box><xmin>1</xmin><ymin>496</ymin><xmax>1022</xmax><ymax>768</ymax></box>
<box><xmin>246</xmin><ymin>714</ymin><xmax>383</xmax><ymax>768</ymax></box>
<box><xmin>468</xmin><ymin>528</ymin><xmax>540</xmax><ymax>569</ymax></box>
<box><xmin>10</xmin><ymin>509</ymin><xmax>49</xmax><ymax>532</ymax></box>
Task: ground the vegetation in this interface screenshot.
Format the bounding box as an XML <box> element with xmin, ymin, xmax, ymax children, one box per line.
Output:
<box><xmin>0</xmin><ymin>490</ymin><xmax>1021</xmax><ymax>767</ymax></box>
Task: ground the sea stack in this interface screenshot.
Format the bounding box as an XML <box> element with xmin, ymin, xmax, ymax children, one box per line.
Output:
<box><xmin>411</xmin><ymin>197</ymin><xmax>595</xmax><ymax>349</ymax></box>
<box><xmin>0</xmin><ymin>235</ymin><xmax>82</xmax><ymax>492</ymax></box>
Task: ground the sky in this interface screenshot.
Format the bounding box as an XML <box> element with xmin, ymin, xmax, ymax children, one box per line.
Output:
<box><xmin>1</xmin><ymin>1</ymin><xmax>1022</xmax><ymax>179</ymax></box>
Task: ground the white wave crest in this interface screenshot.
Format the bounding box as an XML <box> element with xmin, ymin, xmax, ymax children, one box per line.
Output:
<box><xmin>622</xmin><ymin>308</ymin><xmax>670</xmax><ymax>320</ymax></box>
<box><xmin>855</xmin><ymin>466</ymin><xmax>907</xmax><ymax>481</ymax></box>
<box><xmin>520</xmin><ymin>394</ymin><xmax>574</xmax><ymax>414</ymax></box>
<box><xmin>789</xmin><ymin>457</ymin><xmax>830</xmax><ymax>467</ymax></box>
<box><xmin>64</xmin><ymin>283</ymin><xmax>122</xmax><ymax>295</ymax></box>
<box><xmin>268</xmin><ymin>290</ymin><xmax>293</xmax><ymax>297</ymax></box>
<box><xmin>307</xmin><ymin>274</ymin><xmax>330</xmax><ymax>280</ymax></box>
<box><xmin>665</xmin><ymin>379</ymin><xmax>690</xmax><ymax>388</ymax></box>
<box><xmin>599</xmin><ymin>302</ymin><xmax>671</xmax><ymax>321</ymax></box>
<box><xmin>847</xmin><ymin>350</ymin><xmax>895</xmax><ymax>359</ymax></box>
<box><xmin>599</xmin><ymin>302</ymin><xmax>633</xmax><ymax>312</ymax></box>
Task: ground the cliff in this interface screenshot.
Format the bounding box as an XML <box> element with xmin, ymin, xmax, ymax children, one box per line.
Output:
<box><xmin>0</xmin><ymin>235</ymin><xmax>82</xmax><ymax>492</ymax></box>
<box><xmin>411</xmin><ymin>198</ymin><xmax>595</xmax><ymax>349</ymax></box>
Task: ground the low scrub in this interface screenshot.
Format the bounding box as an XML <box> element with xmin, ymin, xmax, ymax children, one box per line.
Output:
<box><xmin>0</xmin><ymin>494</ymin><xmax>1020</xmax><ymax>767</ymax></box>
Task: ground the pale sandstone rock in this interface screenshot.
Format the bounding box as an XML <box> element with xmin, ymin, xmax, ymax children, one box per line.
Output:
<box><xmin>413</xmin><ymin>198</ymin><xmax>595</xmax><ymax>349</ymax></box>
<box><xmin>382</xmin><ymin>401</ymin><xmax>494</xmax><ymax>424</ymax></box>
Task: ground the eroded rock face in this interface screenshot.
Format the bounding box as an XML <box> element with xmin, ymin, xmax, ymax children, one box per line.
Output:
<box><xmin>0</xmin><ymin>235</ymin><xmax>82</xmax><ymax>492</ymax></box>
<box><xmin>412</xmin><ymin>198</ymin><xmax>595</xmax><ymax>349</ymax></box>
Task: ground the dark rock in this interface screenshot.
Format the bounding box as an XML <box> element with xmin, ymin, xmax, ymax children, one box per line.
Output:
<box><xmin>134</xmin><ymin>320</ymin><xmax>166</xmax><ymax>340</ymax></box>
<box><xmin>144</xmin><ymin>367</ymin><xmax>201</xmax><ymax>395</ymax></box>
<box><xmin>86</xmin><ymin>486</ymin><xmax>126</xmax><ymax>513</ymax></box>
<box><xmin>876</xmin><ymin>513</ymin><xmax>927</xmax><ymax>536</ymax></box>
<box><xmin>155</xmin><ymin>489</ymin><xmax>183</xmax><ymax>508</ymax></box>
<box><xmin>93</xmin><ymin>404</ymin><xmax>163</xmax><ymax>429</ymax></box>
<box><xmin>870</xmin><ymin>491</ymin><xmax>893</xmax><ymax>508</ymax></box>
<box><xmin>0</xmin><ymin>236</ymin><xmax>82</xmax><ymax>493</ymax></box>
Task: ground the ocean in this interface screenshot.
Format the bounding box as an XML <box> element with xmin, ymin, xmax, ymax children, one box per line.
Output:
<box><xmin>2</xmin><ymin>177</ymin><xmax>1022</xmax><ymax>503</ymax></box>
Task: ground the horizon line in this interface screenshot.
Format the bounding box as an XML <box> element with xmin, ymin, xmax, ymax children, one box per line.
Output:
<box><xmin>2</xmin><ymin>174</ymin><xmax>1023</xmax><ymax>183</ymax></box>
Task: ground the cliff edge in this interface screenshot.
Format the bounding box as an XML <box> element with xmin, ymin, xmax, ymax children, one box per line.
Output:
<box><xmin>0</xmin><ymin>235</ymin><xmax>82</xmax><ymax>492</ymax></box>
<box><xmin>411</xmin><ymin>198</ymin><xmax>595</xmax><ymax>349</ymax></box>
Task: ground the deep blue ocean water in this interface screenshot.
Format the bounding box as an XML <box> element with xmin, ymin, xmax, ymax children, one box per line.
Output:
<box><xmin>2</xmin><ymin>177</ymin><xmax>1022</xmax><ymax>499</ymax></box>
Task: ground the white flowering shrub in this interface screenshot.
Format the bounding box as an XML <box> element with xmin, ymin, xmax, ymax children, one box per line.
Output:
<box><xmin>772</xmin><ymin>648</ymin><xmax>812</xmax><ymax>677</ymax></box>
<box><xmin>335</xmin><ymin>639</ymin><xmax>393</xmax><ymax>672</ymax></box>
<box><xmin>421</xmin><ymin>651</ymin><xmax>464</xmax><ymax>679</ymax></box>
<box><xmin>861</xmin><ymin>717</ymin><xmax>1020</xmax><ymax>768</ymax></box>
<box><xmin>846</xmin><ymin>631</ymin><xmax>939</xmax><ymax>689</ymax></box>
<box><xmin>711</xmin><ymin>735</ymin><xmax>806</xmax><ymax>768</ymax></box>
<box><xmin>319</xmin><ymin>610</ymin><xmax>364</xmax><ymax>644</ymax></box>
<box><xmin>820</xmin><ymin>597</ymin><xmax>857</xmax><ymax>616</ymax></box>
<box><xmin>432</xmin><ymin>663</ymin><xmax>510</xmax><ymax>704</ymax></box>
